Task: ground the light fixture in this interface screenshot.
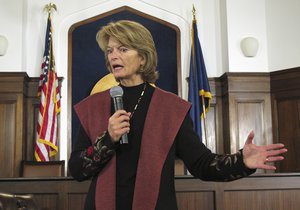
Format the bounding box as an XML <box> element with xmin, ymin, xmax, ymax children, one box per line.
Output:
<box><xmin>240</xmin><ymin>37</ymin><xmax>259</xmax><ymax>57</ymax></box>
<box><xmin>0</xmin><ymin>35</ymin><xmax>8</xmax><ymax>56</ymax></box>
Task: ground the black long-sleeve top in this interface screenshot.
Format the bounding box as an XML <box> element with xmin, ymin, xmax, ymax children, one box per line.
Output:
<box><xmin>68</xmin><ymin>83</ymin><xmax>255</xmax><ymax>210</ymax></box>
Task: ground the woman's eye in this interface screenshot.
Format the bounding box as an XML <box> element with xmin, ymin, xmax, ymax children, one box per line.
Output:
<box><xmin>107</xmin><ymin>49</ymin><xmax>112</xmax><ymax>54</ymax></box>
<box><xmin>119</xmin><ymin>47</ymin><xmax>128</xmax><ymax>53</ymax></box>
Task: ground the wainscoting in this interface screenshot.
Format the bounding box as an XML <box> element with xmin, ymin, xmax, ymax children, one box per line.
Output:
<box><xmin>0</xmin><ymin>69</ymin><xmax>300</xmax><ymax>209</ymax></box>
<box><xmin>0</xmin><ymin>68</ymin><xmax>299</xmax><ymax>178</ymax></box>
<box><xmin>1</xmin><ymin>174</ymin><xmax>300</xmax><ymax>210</ymax></box>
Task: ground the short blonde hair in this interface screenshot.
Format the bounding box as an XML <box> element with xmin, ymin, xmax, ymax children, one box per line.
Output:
<box><xmin>96</xmin><ymin>20</ymin><xmax>159</xmax><ymax>83</ymax></box>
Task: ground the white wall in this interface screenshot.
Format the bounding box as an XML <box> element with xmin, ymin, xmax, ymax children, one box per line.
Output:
<box><xmin>0</xmin><ymin>0</ymin><xmax>299</xmax><ymax>163</ymax></box>
<box><xmin>0</xmin><ymin>0</ymin><xmax>23</xmax><ymax>71</ymax></box>
<box><xmin>2</xmin><ymin>0</ymin><xmax>300</xmax><ymax>76</ymax></box>
<box><xmin>266</xmin><ymin>0</ymin><xmax>300</xmax><ymax>71</ymax></box>
<box><xmin>227</xmin><ymin>0</ymin><xmax>268</xmax><ymax>72</ymax></box>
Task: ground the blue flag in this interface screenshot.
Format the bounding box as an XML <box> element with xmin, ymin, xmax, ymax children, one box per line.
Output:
<box><xmin>188</xmin><ymin>19</ymin><xmax>212</xmax><ymax>140</ymax></box>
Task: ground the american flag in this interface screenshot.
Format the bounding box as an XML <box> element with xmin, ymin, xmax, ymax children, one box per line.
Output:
<box><xmin>35</xmin><ymin>15</ymin><xmax>61</xmax><ymax>161</ymax></box>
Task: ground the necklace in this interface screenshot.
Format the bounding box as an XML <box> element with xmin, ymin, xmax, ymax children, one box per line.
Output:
<box><xmin>129</xmin><ymin>83</ymin><xmax>147</xmax><ymax>119</ymax></box>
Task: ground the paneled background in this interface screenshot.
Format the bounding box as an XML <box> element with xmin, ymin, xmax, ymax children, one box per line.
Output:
<box><xmin>0</xmin><ymin>68</ymin><xmax>299</xmax><ymax>178</ymax></box>
<box><xmin>0</xmin><ymin>68</ymin><xmax>300</xmax><ymax>210</ymax></box>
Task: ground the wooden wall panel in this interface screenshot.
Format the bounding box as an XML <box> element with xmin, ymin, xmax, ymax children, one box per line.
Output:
<box><xmin>67</xmin><ymin>194</ymin><xmax>87</xmax><ymax>210</ymax></box>
<box><xmin>1</xmin><ymin>69</ymin><xmax>300</xmax><ymax>177</ymax></box>
<box><xmin>204</xmin><ymin>78</ymin><xmax>223</xmax><ymax>154</ymax></box>
<box><xmin>0</xmin><ymin>99</ymin><xmax>16</xmax><ymax>177</ymax></box>
<box><xmin>271</xmin><ymin>67</ymin><xmax>300</xmax><ymax>173</ymax></box>
<box><xmin>25</xmin><ymin>77</ymin><xmax>41</xmax><ymax>161</ymax></box>
<box><xmin>220</xmin><ymin>73</ymin><xmax>273</xmax><ymax>158</ymax></box>
<box><xmin>32</xmin><ymin>194</ymin><xmax>59</xmax><ymax>210</ymax></box>
<box><xmin>224</xmin><ymin>190</ymin><xmax>300</xmax><ymax>210</ymax></box>
<box><xmin>236</xmin><ymin>100</ymin><xmax>264</xmax><ymax>147</ymax></box>
<box><xmin>0</xmin><ymin>73</ymin><xmax>63</xmax><ymax>178</ymax></box>
<box><xmin>231</xmin><ymin>95</ymin><xmax>272</xmax><ymax>151</ymax></box>
<box><xmin>205</xmin><ymin>105</ymin><xmax>217</xmax><ymax>152</ymax></box>
<box><xmin>0</xmin><ymin>73</ymin><xmax>28</xmax><ymax>177</ymax></box>
<box><xmin>276</xmin><ymin>99</ymin><xmax>300</xmax><ymax>172</ymax></box>
<box><xmin>176</xmin><ymin>191</ymin><xmax>215</xmax><ymax>210</ymax></box>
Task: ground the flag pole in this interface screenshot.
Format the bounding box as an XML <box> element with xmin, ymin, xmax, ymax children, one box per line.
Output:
<box><xmin>192</xmin><ymin>5</ymin><xmax>208</xmax><ymax>145</ymax></box>
<box><xmin>201</xmin><ymin>95</ymin><xmax>208</xmax><ymax>145</ymax></box>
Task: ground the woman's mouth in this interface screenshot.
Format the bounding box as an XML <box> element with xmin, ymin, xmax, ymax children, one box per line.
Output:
<box><xmin>112</xmin><ymin>64</ymin><xmax>124</xmax><ymax>71</ymax></box>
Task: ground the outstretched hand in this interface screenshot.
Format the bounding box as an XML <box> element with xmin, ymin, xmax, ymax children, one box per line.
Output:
<box><xmin>242</xmin><ymin>131</ymin><xmax>288</xmax><ymax>170</ymax></box>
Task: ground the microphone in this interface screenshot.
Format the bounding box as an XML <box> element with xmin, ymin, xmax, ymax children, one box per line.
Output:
<box><xmin>109</xmin><ymin>86</ymin><xmax>128</xmax><ymax>144</ymax></box>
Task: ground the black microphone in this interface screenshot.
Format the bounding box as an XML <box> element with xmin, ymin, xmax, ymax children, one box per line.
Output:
<box><xmin>109</xmin><ymin>86</ymin><xmax>128</xmax><ymax>144</ymax></box>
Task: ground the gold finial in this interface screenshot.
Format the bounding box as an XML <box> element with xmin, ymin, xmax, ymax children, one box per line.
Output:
<box><xmin>44</xmin><ymin>3</ymin><xmax>57</xmax><ymax>15</ymax></box>
<box><xmin>192</xmin><ymin>5</ymin><xmax>196</xmax><ymax>21</ymax></box>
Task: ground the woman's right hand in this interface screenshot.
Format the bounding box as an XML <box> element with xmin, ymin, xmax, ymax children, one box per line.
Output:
<box><xmin>107</xmin><ymin>110</ymin><xmax>131</xmax><ymax>142</ymax></box>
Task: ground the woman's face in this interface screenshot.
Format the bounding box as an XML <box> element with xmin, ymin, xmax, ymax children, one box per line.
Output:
<box><xmin>107</xmin><ymin>37</ymin><xmax>145</xmax><ymax>86</ymax></box>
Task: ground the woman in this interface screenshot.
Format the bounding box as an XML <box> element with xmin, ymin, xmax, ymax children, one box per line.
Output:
<box><xmin>68</xmin><ymin>20</ymin><xmax>287</xmax><ymax>210</ymax></box>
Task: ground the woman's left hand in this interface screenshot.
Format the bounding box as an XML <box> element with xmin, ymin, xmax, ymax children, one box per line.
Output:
<box><xmin>242</xmin><ymin>131</ymin><xmax>288</xmax><ymax>170</ymax></box>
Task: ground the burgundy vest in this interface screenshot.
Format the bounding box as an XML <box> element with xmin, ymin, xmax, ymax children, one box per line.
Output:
<box><xmin>74</xmin><ymin>88</ymin><xmax>191</xmax><ymax>210</ymax></box>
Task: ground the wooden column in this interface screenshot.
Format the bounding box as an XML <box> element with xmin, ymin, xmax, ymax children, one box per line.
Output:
<box><xmin>0</xmin><ymin>72</ymin><xmax>29</xmax><ymax>177</ymax></box>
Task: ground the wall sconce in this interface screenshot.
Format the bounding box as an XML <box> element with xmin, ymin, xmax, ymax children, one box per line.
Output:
<box><xmin>0</xmin><ymin>35</ymin><xmax>8</xmax><ymax>56</ymax></box>
<box><xmin>240</xmin><ymin>37</ymin><xmax>259</xmax><ymax>57</ymax></box>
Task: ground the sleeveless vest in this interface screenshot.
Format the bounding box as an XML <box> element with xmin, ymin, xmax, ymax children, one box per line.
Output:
<box><xmin>74</xmin><ymin>87</ymin><xmax>191</xmax><ymax>210</ymax></box>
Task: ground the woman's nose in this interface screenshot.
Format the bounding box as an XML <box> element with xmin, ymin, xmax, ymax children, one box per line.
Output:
<box><xmin>109</xmin><ymin>49</ymin><xmax>119</xmax><ymax>59</ymax></box>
